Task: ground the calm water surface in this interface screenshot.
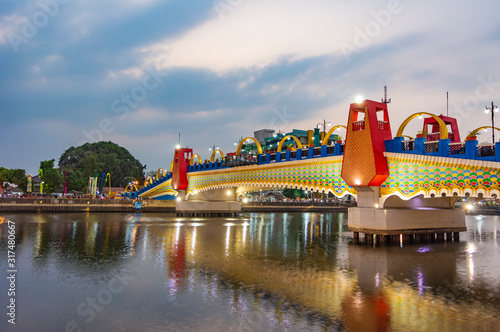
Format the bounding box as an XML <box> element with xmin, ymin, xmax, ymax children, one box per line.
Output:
<box><xmin>0</xmin><ymin>212</ymin><xmax>499</xmax><ymax>331</ymax></box>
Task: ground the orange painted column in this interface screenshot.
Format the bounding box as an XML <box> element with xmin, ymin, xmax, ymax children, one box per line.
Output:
<box><xmin>341</xmin><ymin>100</ymin><xmax>392</xmax><ymax>187</ymax></box>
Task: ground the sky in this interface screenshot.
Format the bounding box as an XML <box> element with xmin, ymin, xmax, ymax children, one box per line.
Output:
<box><xmin>1</xmin><ymin>0</ymin><xmax>500</xmax><ymax>175</ymax></box>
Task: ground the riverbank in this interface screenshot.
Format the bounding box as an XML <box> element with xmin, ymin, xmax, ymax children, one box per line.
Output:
<box><xmin>0</xmin><ymin>198</ymin><xmax>175</xmax><ymax>213</ymax></box>
<box><xmin>0</xmin><ymin>198</ymin><xmax>349</xmax><ymax>213</ymax></box>
<box><xmin>0</xmin><ymin>198</ymin><xmax>494</xmax><ymax>215</ymax></box>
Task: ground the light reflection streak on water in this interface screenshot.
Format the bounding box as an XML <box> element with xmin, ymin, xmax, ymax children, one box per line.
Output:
<box><xmin>129</xmin><ymin>225</ymin><xmax>138</xmax><ymax>256</ymax></box>
<box><xmin>191</xmin><ymin>226</ymin><xmax>197</xmax><ymax>255</ymax></box>
<box><xmin>242</xmin><ymin>222</ymin><xmax>248</xmax><ymax>247</ymax></box>
<box><xmin>375</xmin><ymin>272</ymin><xmax>380</xmax><ymax>288</ymax></box>
<box><xmin>303</xmin><ymin>213</ymin><xmax>310</xmax><ymax>250</ymax></box>
<box><xmin>417</xmin><ymin>270</ymin><xmax>424</xmax><ymax>295</ymax></box>
<box><xmin>258</xmin><ymin>217</ymin><xmax>263</xmax><ymax>247</ymax></box>
<box><xmin>283</xmin><ymin>217</ymin><xmax>288</xmax><ymax>257</ymax></box>
<box><xmin>466</xmin><ymin>242</ymin><xmax>477</xmax><ymax>283</ymax></box>
<box><xmin>175</xmin><ymin>223</ymin><xmax>181</xmax><ymax>247</ymax></box>
<box><xmin>225</xmin><ymin>224</ymin><xmax>231</xmax><ymax>257</ymax></box>
<box><xmin>142</xmin><ymin>227</ymin><xmax>148</xmax><ymax>261</ymax></box>
<box><xmin>34</xmin><ymin>223</ymin><xmax>42</xmax><ymax>256</ymax></box>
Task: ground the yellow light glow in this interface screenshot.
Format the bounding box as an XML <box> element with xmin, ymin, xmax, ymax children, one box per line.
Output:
<box><xmin>355</xmin><ymin>95</ymin><xmax>363</xmax><ymax>103</ymax></box>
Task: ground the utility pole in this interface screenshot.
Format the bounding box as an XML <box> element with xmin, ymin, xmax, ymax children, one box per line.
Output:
<box><xmin>381</xmin><ymin>85</ymin><xmax>391</xmax><ymax>104</ymax></box>
<box><xmin>485</xmin><ymin>102</ymin><xmax>499</xmax><ymax>144</ymax></box>
<box><xmin>317</xmin><ymin>119</ymin><xmax>331</xmax><ymax>132</ymax></box>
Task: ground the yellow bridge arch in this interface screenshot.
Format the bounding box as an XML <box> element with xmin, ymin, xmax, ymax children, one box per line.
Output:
<box><xmin>322</xmin><ymin>125</ymin><xmax>347</xmax><ymax>145</ymax></box>
<box><xmin>466</xmin><ymin>126</ymin><xmax>500</xmax><ymax>141</ymax></box>
<box><xmin>277</xmin><ymin>135</ymin><xmax>303</xmax><ymax>152</ymax></box>
<box><xmin>189</xmin><ymin>154</ymin><xmax>202</xmax><ymax>166</ymax></box>
<box><xmin>235</xmin><ymin>137</ymin><xmax>263</xmax><ymax>155</ymax></box>
<box><xmin>210</xmin><ymin>149</ymin><xmax>225</xmax><ymax>162</ymax></box>
<box><xmin>396</xmin><ymin>112</ymin><xmax>449</xmax><ymax>140</ymax></box>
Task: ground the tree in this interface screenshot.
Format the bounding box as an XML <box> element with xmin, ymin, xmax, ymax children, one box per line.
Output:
<box><xmin>282</xmin><ymin>188</ymin><xmax>306</xmax><ymax>199</ymax></box>
<box><xmin>59</xmin><ymin>141</ymin><xmax>145</xmax><ymax>192</ymax></box>
<box><xmin>39</xmin><ymin>159</ymin><xmax>63</xmax><ymax>193</ymax></box>
<box><xmin>0</xmin><ymin>167</ymin><xmax>28</xmax><ymax>192</ymax></box>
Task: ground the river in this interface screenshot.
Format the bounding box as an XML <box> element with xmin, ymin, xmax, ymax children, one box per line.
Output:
<box><xmin>0</xmin><ymin>212</ymin><xmax>499</xmax><ymax>331</ymax></box>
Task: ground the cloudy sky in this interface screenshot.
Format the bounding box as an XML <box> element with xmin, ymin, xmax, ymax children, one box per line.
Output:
<box><xmin>1</xmin><ymin>0</ymin><xmax>500</xmax><ymax>175</ymax></box>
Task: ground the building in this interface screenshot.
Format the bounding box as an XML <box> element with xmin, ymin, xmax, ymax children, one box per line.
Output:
<box><xmin>237</xmin><ymin>127</ymin><xmax>341</xmax><ymax>155</ymax></box>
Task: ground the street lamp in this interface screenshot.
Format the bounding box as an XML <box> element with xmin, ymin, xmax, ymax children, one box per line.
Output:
<box><xmin>485</xmin><ymin>101</ymin><xmax>499</xmax><ymax>144</ymax></box>
<box><xmin>317</xmin><ymin>119</ymin><xmax>331</xmax><ymax>133</ymax></box>
<box><xmin>208</xmin><ymin>145</ymin><xmax>219</xmax><ymax>151</ymax></box>
<box><xmin>234</xmin><ymin>136</ymin><xmax>243</xmax><ymax>146</ymax></box>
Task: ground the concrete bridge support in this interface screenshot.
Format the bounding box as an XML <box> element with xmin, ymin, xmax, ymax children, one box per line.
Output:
<box><xmin>349</xmin><ymin>187</ymin><xmax>466</xmax><ymax>245</ymax></box>
<box><xmin>176</xmin><ymin>188</ymin><xmax>241</xmax><ymax>217</ymax></box>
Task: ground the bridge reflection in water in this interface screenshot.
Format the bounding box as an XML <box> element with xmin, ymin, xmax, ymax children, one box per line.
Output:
<box><xmin>1</xmin><ymin>212</ymin><xmax>499</xmax><ymax>331</ymax></box>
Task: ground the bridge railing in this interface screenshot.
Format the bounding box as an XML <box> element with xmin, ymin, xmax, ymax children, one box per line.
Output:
<box><xmin>123</xmin><ymin>172</ymin><xmax>174</xmax><ymax>198</ymax></box>
<box><xmin>187</xmin><ymin>141</ymin><xmax>346</xmax><ymax>173</ymax></box>
<box><xmin>385</xmin><ymin>137</ymin><xmax>500</xmax><ymax>161</ymax></box>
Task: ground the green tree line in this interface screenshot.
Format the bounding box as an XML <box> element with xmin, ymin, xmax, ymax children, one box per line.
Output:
<box><xmin>2</xmin><ymin>141</ymin><xmax>145</xmax><ymax>194</ymax></box>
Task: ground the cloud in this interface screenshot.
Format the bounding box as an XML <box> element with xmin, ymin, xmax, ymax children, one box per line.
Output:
<box><xmin>1</xmin><ymin>0</ymin><xmax>500</xmax><ymax>174</ymax></box>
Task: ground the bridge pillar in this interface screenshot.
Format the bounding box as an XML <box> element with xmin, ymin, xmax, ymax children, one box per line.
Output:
<box><xmin>341</xmin><ymin>100</ymin><xmax>466</xmax><ymax>243</ymax></box>
<box><xmin>176</xmin><ymin>188</ymin><xmax>241</xmax><ymax>217</ymax></box>
<box><xmin>349</xmin><ymin>194</ymin><xmax>466</xmax><ymax>243</ymax></box>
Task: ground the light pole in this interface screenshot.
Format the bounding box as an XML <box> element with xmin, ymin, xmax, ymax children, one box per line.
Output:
<box><xmin>485</xmin><ymin>101</ymin><xmax>499</xmax><ymax>144</ymax></box>
<box><xmin>317</xmin><ymin>119</ymin><xmax>331</xmax><ymax>133</ymax></box>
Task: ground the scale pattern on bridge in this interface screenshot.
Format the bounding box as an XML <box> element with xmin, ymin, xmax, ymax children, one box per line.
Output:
<box><xmin>139</xmin><ymin>153</ymin><xmax>500</xmax><ymax>200</ymax></box>
<box><xmin>382</xmin><ymin>153</ymin><xmax>500</xmax><ymax>198</ymax></box>
<box><xmin>186</xmin><ymin>156</ymin><xmax>355</xmax><ymax>197</ymax></box>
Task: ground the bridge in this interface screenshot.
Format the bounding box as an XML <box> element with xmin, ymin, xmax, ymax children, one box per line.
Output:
<box><xmin>124</xmin><ymin>100</ymin><xmax>500</xmax><ymax>242</ymax></box>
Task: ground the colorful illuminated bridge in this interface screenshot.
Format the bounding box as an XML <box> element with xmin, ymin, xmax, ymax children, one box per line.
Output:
<box><xmin>125</xmin><ymin>100</ymin><xmax>500</xmax><ymax>207</ymax></box>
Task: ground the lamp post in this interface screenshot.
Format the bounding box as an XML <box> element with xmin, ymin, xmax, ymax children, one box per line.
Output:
<box><xmin>485</xmin><ymin>101</ymin><xmax>499</xmax><ymax>144</ymax></box>
<box><xmin>317</xmin><ymin>119</ymin><xmax>331</xmax><ymax>133</ymax></box>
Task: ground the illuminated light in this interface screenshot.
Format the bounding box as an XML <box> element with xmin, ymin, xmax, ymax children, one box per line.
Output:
<box><xmin>374</xmin><ymin>203</ymin><xmax>379</xmax><ymax>208</ymax></box>
<box><xmin>243</xmin><ymin>198</ymin><xmax>249</xmax><ymax>203</ymax></box>
<box><xmin>465</xmin><ymin>243</ymin><xmax>477</xmax><ymax>254</ymax></box>
<box><xmin>355</xmin><ymin>95</ymin><xmax>363</xmax><ymax>104</ymax></box>
<box><xmin>176</xmin><ymin>144</ymin><xmax>181</xmax><ymax>149</ymax></box>
<box><xmin>418</xmin><ymin>114</ymin><xmax>423</xmax><ymax>119</ymax></box>
<box><xmin>223</xmin><ymin>223</ymin><xmax>236</xmax><ymax>226</ymax></box>
<box><xmin>226</xmin><ymin>190</ymin><xmax>231</xmax><ymax>196</ymax></box>
<box><xmin>354</xmin><ymin>179</ymin><xmax>361</xmax><ymax>185</ymax></box>
<box><xmin>190</xmin><ymin>223</ymin><xmax>204</xmax><ymax>227</ymax></box>
<box><xmin>416</xmin><ymin>246</ymin><xmax>433</xmax><ymax>253</ymax></box>
<box><xmin>176</xmin><ymin>197</ymin><xmax>181</xmax><ymax>202</ymax></box>
<box><xmin>484</xmin><ymin>129</ymin><xmax>488</xmax><ymax>133</ymax></box>
<box><xmin>485</xmin><ymin>109</ymin><xmax>490</xmax><ymax>114</ymax></box>
<box><xmin>241</xmin><ymin>222</ymin><xmax>250</xmax><ymax>226</ymax></box>
<box><xmin>193</xmin><ymin>190</ymin><xmax>198</xmax><ymax>195</ymax></box>
<box><xmin>466</xmin><ymin>204</ymin><xmax>473</xmax><ymax>210</ymax></box>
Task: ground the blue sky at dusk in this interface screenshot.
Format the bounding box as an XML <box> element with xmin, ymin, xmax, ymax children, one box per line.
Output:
<box><xmin>1</xmin><ymin>0</ymin><xmax>500</xmax><ymax>174</ymax></box>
